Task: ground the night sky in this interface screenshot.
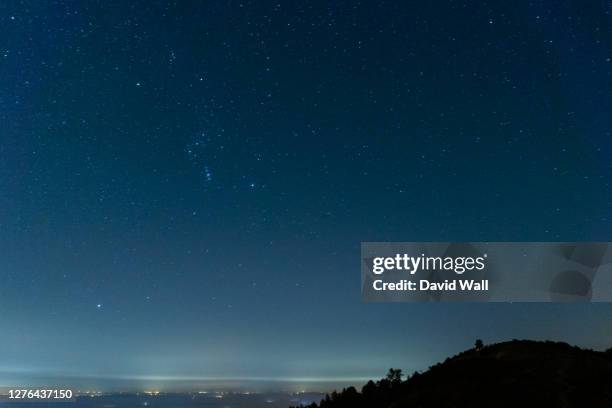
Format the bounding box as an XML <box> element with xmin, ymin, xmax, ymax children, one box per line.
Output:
<box><xmin>1</xmin><ymin>0</ymin><xmax>612</xmax><ymax>391</ymax></box>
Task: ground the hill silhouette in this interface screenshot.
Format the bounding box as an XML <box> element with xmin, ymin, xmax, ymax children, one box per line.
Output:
<box><xmin>297</xmin><ymin>340</ymin><xmax>612</xmax><ymax>408</ymax></box>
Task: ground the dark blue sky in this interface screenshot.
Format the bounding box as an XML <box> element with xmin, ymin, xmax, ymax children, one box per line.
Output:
<box><xmin>1</xmin><ymin>0</ymin><xmax>611</xmax><ymax>391</ymax></box>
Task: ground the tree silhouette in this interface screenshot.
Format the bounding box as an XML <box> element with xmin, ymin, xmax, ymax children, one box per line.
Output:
<box><xmin>386</xmin><ymin>368</ymin><xmax>403</xmax><ymax>383</ymax></box>
<box><xmin>475</xmin><ymin>339</ymin><xmax>484</xmax><ymax>350</ymax></box>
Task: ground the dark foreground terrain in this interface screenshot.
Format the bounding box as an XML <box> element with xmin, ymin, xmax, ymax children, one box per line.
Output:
<box><xmin>302</xmin><ymin>340</ymin><xmax>612</xmax><ymax>408</ymax></box>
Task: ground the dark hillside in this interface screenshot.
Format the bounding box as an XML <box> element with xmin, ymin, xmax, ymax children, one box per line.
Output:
<box><xmin>298</xmin><ymin>340</ymin><xmax>612</xmax><ymax>408</ymax></box>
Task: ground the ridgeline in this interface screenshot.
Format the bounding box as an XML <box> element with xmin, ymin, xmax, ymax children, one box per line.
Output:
<box><xmin>296</xmin><ymin>340</ymin><xmax>612</xmax><ymax>408</ymax></box>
